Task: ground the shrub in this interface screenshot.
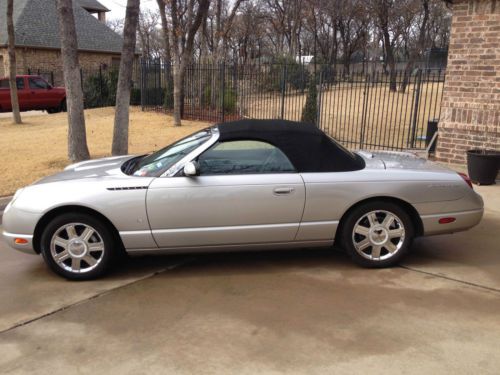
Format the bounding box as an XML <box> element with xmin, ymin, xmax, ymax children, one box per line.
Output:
<box><xmin>301</xmin><ymin>78</ymin><xmax>318</xmax><ymax>125</ymax></box>
<box><xmin>82</xmin><ymin>68</ymin><xmax>118</xmax><ymax>109</ymax></box>
<box><xmin>164</xmin><ymin>81</ymin><xmax>174</xmax><ymax>110</ymax></box>
<box><xmin>130</xmin><ymin>88</ymin><xmax>141</xmax><ymax>105</ymax></box>
<box><xmin>258</xmin><ymin>56</ymin><xmax>309</xmax><ymax>92</ymax></box>
<box><xmin>222</xmin><ymin>88</ymin><xmax>237</xmax><ymax>114</ymax></box>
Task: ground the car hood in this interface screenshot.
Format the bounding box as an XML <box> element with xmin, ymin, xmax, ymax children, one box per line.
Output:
<box><xmin>356</xmin><ymin>150</ymin><xmax>456</xmax><ymax>174</ymax></box>
<box><xmin>33</xmin><ymin>155</ymin><xmax>135</xmax><ymax>185</ymax></box>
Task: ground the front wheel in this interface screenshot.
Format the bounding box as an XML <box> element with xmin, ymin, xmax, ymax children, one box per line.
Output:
<box><xmin>40</xmin><ymin>213</ymin><xmax>115</xmax><ymax>280</ymax></box>
<box><xmin>340</xmin><ymin>201</ymin><xmax>414</xmax><ymax>268</ymax></box>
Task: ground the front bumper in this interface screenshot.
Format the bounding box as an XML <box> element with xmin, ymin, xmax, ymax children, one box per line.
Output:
<box><xmin>2</xmin><ymin>231</ymin><xmax>36</xmax><ymax>254</ymax></box>
<box><xmin>2</xmin><ymin>194</ymin><xmax>41</xmax><ymax>255</ymax></box>
<box><xmin>421</xmin><ymin>208</ymin><xmax>484</xmax><ymax>236</ymax></box>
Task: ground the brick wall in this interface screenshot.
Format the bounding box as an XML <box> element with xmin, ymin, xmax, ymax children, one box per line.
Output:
<box><xmin>0</xmin><ymin>47</ymin><xmax>121</xmax><ymax>85</ymax></box>
<box><xmin>436</xmin><ymin>0</ymin><xmax>500</xmax><ymax>164</ymax></box>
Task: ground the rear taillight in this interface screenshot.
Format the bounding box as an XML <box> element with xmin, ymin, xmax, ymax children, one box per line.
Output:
<box><xmin>458</xmin><ymin>172</ymin><xmax>473</xmax><ymax>189</ymax></box>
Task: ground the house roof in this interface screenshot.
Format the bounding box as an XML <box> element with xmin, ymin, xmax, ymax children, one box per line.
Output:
<box><xmin>78</xmin><ymin>0</ymin><xmax>110</xmax><ymax>12</ymax></box>
<box><xmin>0</xmin><ymin>0</ymin><xmax>123</xmax><ymax>54</ymax></box>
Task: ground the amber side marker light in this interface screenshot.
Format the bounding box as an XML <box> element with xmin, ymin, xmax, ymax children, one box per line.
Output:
<box><xmin>439</xmin><ymin>217</ymin><xmax>456</xmax><ymax>224</ymax></box>
<box><xmin>14</xmin><ymin>238</ymin><xmax>28</xmax><ymax>244</ymax></box>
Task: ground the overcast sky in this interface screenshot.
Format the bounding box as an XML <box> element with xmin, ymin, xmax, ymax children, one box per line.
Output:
<box><xmin>99</xmin><ymin>0</ymin><xmax>159</xmax><ymax>20</ymax></box>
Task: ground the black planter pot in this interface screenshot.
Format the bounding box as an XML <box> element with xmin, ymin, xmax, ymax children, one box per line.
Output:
<box><xmin>466</xmin><ymin>149</ymin><xmax>500</xmax><ymax>185</ymax></box>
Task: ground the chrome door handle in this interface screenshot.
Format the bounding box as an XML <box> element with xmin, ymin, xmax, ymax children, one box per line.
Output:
<box><xmin>273</xmin><ymin>187</ymin><xmax>294</xmax><ymax>195</ymax></box>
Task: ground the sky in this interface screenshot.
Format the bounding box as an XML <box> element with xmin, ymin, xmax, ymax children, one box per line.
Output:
<box><xmin>98</xmin><ymin>0</ymin><xmax>159</xmax><ymax>20</ymax></box>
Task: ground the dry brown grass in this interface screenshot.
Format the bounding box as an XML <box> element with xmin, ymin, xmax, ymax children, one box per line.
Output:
<box><xmin>0</xmin><ymin>107</ymin><xmax>210</xmax><ymax>196</ymax></box>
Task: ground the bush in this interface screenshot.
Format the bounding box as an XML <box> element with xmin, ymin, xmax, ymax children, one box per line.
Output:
<box><xmin>164</xmin><ymin>81</ymin><xmax>174</xmax><ymax>110</ymax></box>
<box><xmin>222</xmin><ymin>88</ymin><xmax>237</xmax><ymax>114</ymax></box>
<box><xmin>130</xmin><ymin>88</ymin><xmax>141</xmax><ymax>105</ymax></box>
<box><xmin>258</xmin><ymin>56</ymin><xmax>310</xmax><ymax>92</ymax></box>
<box><xmin>301</xmin><ymin>78</ymin><xmax>318</xmax><ymax>125</ymax></box>
<box><xmin>82</xmin><ymin>68</ymin><xmax>118</xmax><ymax>109</ymax></box>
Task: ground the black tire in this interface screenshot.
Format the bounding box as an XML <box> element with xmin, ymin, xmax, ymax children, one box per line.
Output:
<box><xmin>40</xmin><ymin>213</ymin><xmax>116</xmax><ymax>280</ymax></box>
<box><xmin>340</xmin><ymin>201</ymin><xmax>414</xmax><ymax>268</ymax></box>
<box><xmin>60</xmin><ymin>98</ymin><xmax>67</xmax><ymax>112</ymax></box>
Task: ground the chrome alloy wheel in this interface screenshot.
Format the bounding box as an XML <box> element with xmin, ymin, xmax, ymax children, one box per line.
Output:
<box><xmin>352</xmin><ymin>210</ymin><xmax>405</xmax><ymax>261</ymax></box>
<box><xmin>50</xmin><ymin>223</ymin><xmax>105</xmax><ymax>273</ymax></box>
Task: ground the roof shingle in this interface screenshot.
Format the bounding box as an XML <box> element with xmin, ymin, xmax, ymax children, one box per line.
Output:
<box><xmin>0</xmin><ymin>0</ymin><xmax>123</xmax><ymax>54</ymax></box>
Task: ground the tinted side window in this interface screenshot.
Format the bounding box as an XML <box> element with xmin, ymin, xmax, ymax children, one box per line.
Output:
<box><xmin>0</xmin><ymin>78</ymin><xmax>24</xmax><ymax>89</ymax></box>
<box><xmin>198</xmin><ymin>140</ymin><xmax>296</xmax><ymax>175</ymax></box>
<box><xmin>29</xmin><ymin>77</ymin><xmax>49</xmax><ymax>89</ymax></box>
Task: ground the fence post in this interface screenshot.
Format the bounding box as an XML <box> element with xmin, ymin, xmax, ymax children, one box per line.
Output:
<box><xmin>221</xmin><ymin>62</ymin><xmax>226</xmax><ymax>123</ymax></box>
<box><xmin>359</xmin><ymin>73</ymin><xmax>371</xmax><ymax>148</ymax></box>
<box><xmin>140</xmin><ymin>59</ymin><xmax>145</xmax><ymax>111</ymax></box>
<box><xmin>316</xmin><ymin>71</ymin><xmax>323</xmax><ymax>128</ymax></box>
<box><xmin>280</xmin><ymin>64</ymin><xmax>287</xmax><ymax>119</ymax></box>
<box><xmin>99</xmin><ymin>65</ymin><xmax>103</xmax><ymax>107</ymax></box>
<box><xmin>50</xmin><ymin>71</ymin><xmax>54</xmax><ymax>86</ymax></box>
<box><xmin>409</xmin><ymin>69</ymin><xmax>423</xmax><ymax>148</ymax></box>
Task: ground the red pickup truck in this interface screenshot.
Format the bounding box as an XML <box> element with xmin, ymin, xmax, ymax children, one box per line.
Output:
<box><xmin>0</xmin><ymin>75</ymin><xmax>66</xmax><ymax>114</ymax></box>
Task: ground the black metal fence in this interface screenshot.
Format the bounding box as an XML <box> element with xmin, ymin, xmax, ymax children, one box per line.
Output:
<box><xmin>141</xmin><ymin>61</ymin><xmax>446</xmax><ymax>151</ymax></box>
<box><xmin>24</xmin><ymin>64</ymin><xmax>141</xmax><ymax>109</ymax></box>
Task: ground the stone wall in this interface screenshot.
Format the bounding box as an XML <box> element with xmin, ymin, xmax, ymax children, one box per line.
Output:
<box><xmin>436</xmin><ymin>0</ymin><xmax>500</xmax><ymax>164</ymax></box>
<box><xmin>0</xmin><ymin>48</ymin><xmax>121</xmax><ymax>85</ymax></box>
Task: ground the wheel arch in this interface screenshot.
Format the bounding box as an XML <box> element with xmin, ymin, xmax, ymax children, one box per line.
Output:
<box><xmin>335</xmin><ymin>196</ymin><xmax>424</xmax><ymax>245</ymax></box>
<box><xmin>32</xmin><ymin>205</ymin><xmax>124</xmax><ymax>254</ymax></box>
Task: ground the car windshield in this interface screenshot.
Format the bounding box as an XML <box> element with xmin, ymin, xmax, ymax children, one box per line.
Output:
<box><xmin>130</xmin><ymin>129</ymin><xmax>212</xmax><ymax>177</ymax></box>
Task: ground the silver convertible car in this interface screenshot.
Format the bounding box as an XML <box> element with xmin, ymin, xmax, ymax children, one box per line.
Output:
<box><xmin>3</xmin><ymin>120</ymin><xmax>484</xmax><ymax>280</ymax></box>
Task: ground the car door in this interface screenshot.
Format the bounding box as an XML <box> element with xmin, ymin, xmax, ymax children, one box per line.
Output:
<box><xmin>28</xmin><ymin>76</ymin><xmax>51</xmax><ymax>109</ymax></box>
<box><xmin>0</xmin><ymin>78</ymin><xmax>28</xmax><ymax>111</ymax></box>
<box><xmin>146</xmin><ymin>140</ymin><xmax>306</xmax><ymax>248</ymax></box>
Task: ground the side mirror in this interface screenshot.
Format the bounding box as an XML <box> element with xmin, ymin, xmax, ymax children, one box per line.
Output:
<box><xmin>47</xmin><ymin>85</ymin><xmax>53</xmax><ymax>90</ymax></box>
<box><xmin>183</xmin><ymin>161</ymin><xmax>199</xmax><ymax>177</ymax></box>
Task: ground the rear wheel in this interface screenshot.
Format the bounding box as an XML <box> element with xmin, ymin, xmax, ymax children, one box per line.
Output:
<box><xmin>340</xmin><ymin>201</ymin><xmax>414</xmax><ymax>268</ymax></box>
<box><xmin>40</xmin><ymin>213</ymin><xmax>115</xmax><ymax>280</ymax></box>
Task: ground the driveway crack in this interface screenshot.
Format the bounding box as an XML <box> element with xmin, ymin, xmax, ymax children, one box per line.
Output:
<box><xmin>400</xmin><ymin>265</ymin><xmax>500</xmax><ymax>294</ymax></box>
<box><xmin>0</xmin><ymin>257</ymin><xmax>195</xmax><ymax>335</ymax></box>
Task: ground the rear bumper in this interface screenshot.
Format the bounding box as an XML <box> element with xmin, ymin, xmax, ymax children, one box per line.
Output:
<box><xmin>421</xmin><ymin>208</ymin><xmax>484</xmax><ymax>236</ymax></box>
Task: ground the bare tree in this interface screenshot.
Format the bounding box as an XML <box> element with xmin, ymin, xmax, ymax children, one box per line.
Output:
<box><xmin>137</xmin><ymin>10</ymin><xmax>161</xmax><ymax>59</ymax></box>
<box><xmin>112</xmin><ymin>0</ymin><xmax>141</xmax><ymax>156</ymax></box>
<box><xmin>400</xmin><ymin>0</ymin><xmax>430</xmax><ymax>93</ymax></box>
<box><xmin>106</xmin><ymin>18</ymin><xmax>124</xmax><ymax>34</ymax></box>
<box><xmin>56</xmin><ymin>0</ymin><xmax>90</xmax><ymax>162</ymax></box>
<box><xmin>7</xmin><ymin>0</ymin><xmax>22</xmax><ymax>124</ymax></box>
<box><xmin>167</xmin><ymin>0</ymin><xmax>210</xmax><ymax>126</ymax></box>
<box><xmin>157</xmin><ymin>0</ymin><xmax>172</xmax><ymax>63</ymax></box>
<box><xmin>336</xmin><ymin>0</ymin><xmax>368</xmax><ymax>76</ymax></box>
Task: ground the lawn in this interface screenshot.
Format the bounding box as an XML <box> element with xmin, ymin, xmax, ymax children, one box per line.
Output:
<box><xmin>0</xmin><ymin>107</ymin><xmax>210</xmax><ymax>196</ymax></box>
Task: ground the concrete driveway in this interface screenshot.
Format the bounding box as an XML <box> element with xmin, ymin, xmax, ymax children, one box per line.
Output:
<box><xmin>0</xmin><ymin>185</ymin><xmax>499</xmax><ymax>374</ymax></box>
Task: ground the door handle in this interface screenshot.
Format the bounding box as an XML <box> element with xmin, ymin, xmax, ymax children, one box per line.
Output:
<box><xmin>273</xmin><ymin>187</ymin><xmax>294</xmax><ymax>195</ymax></box>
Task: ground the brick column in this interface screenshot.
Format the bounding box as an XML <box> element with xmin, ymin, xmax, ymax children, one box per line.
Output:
<box><xmin>437</xmin><ymin>0</ymin><xmax>500</xmax><ymax>165</ymax></box>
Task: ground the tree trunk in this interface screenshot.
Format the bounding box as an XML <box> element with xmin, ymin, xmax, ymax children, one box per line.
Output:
<box><xmin>7</xmin><ymin>0</ymin><xmax>22</xmax><ymax>124</ymax></box>
<box><xmin>56</xmin><ymin>0</ymin><xmax>90</xmax><ymax>162</ymax></box>
<box><xmin>172</xmin><ymin>62</ymin><xmax>182</xmax><ymax>126</ymax></box>
<box><xmin>383</xmin><ymin>29</ymin><xmax>397</xmax><ymax>92</ymax></box>
<box><xmin>112</xmin><ymin>0</ymin><xmax>140</xmax><ymax>156</ymax></box>
<box><xmin>156</xmin><ymin>0</ymin><xmax>171</xmax><ymax>64</ymax></box>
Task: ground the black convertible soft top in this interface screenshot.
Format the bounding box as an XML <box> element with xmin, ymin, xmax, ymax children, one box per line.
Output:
<box><xmin>216</xmin><ymin>119</ymin><xmax>365</xmax><ymax>173</ymax></box>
